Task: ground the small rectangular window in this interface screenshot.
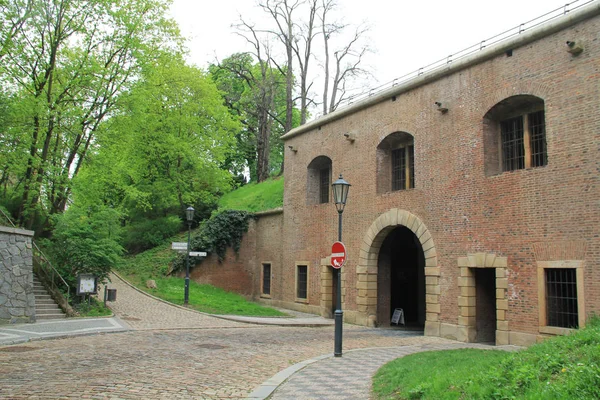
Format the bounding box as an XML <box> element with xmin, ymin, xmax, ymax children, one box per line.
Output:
<box><xmin>296</xmin><ymin>265</ymin><xmax>308</xmax><ymax>299</ymax></box>
<box><xmin>529</xmin><ymin>110</ymin><xmax>547</xmax><ymax>168</ymax></box>
<box><xmin>392</xmin><ymin>148</ymin><xmax>406</xmax><ymax>191</ymax></box>
<box><xmin>262</xmin><ymin>263</ymin><xmax>271</xmax><ymax>296</ymax></box>
<box><xmin>501</xmin><ymin>116</ymin><xmax>525</xmax><ymax>171</ymax></box>
<box><xmin>546</xmin><ymin>268</ymin><xmax>578</xmax><ymax>328</ymax></box>
<box><xmin>319</xmin><ymin>168</ymin><xmax>329</xmax><ymax>203</ymax></box>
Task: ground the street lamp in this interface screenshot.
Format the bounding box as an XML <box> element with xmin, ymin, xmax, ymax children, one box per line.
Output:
<box><xmin>331</xmin><ymin>174</ymin><xmax>350</xmax><ymax>357</ymax></box>
<box><xmin>184</xmin><ymin>206</ymin><xmax>195</xmax><ymax>305</ymax></box>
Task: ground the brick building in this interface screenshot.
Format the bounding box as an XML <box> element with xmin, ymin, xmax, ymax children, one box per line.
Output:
<box><xmin>196</xmin><ymin>2</ymin><xmax>599</xmax><ymax>346</ymax></box>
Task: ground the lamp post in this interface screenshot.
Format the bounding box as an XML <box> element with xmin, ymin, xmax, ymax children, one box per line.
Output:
<box><xmin>184</xmin><ymin>206</ymin><xmax>195</xmax><ymax>305</ymax></box>
<box><xmin>332</xmin><ymin>174</ymin><xmax>350</xmax><ymax>357</ymax></box>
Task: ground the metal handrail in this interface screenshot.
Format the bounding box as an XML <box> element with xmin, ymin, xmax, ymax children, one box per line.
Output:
<box><xmin>0</xmin><ymin>208</ymin><xmax>71</xmax><ymax>302</ymax></box>
<box><xmin>326</xmin><ymin>0</ymin><xmax>595</xmax><ymax>115</ymax></box>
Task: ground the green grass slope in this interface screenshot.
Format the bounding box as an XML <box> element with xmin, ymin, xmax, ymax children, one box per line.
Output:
<box><xmin>372</xmin><ymin>318</ymin><xmax>600</xmax><ymax>399</ymax></box>
<box><xmin>218</xmin><ymin>177</ymin><xmax>283</xmax><ymax>212</ymax></box>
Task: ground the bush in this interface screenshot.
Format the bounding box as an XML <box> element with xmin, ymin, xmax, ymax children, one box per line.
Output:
<box><xmin>122</xmin><ymin>216</ymin><xmax>182</xmax><ymax>253</ymax></box>
<box><xmin>47</xmin><ymin>205</ymin><xmax>123</xmax><ymax>289</ymax></box>
<box><xmin>171</xmin><ymin>210</ymin><xmax>254</xmax><ymax>273</ymax></box>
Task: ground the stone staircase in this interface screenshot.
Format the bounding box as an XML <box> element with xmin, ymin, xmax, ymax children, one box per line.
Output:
<box><xmin>33</xmin><ymin>276</ymin><xmax>66</xmax><ymax>320</ymax></box>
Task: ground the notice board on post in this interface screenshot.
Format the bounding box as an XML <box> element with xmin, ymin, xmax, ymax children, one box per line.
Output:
<box><xmin>391</xmin><ymin>308</ymin><xmax>405</xmax><ymax>325</ymax></box>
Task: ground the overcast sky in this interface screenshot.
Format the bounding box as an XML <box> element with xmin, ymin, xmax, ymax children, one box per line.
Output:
<box><xmin>169</xmin><ymin>0</ymin><xmax>585</xmax><ymax>105</ymax></box>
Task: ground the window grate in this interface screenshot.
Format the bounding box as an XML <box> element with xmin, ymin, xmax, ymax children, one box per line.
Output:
<box><xmin>408</xmin><ymin>145</ymin><xmax>415</xmax><ymax>189</ymax></box>
<box><xmin>501</xmin><ymin>116</ymin><xmax>525</xmax><ymax>171</ymax></box>
<box><xmin>392</xmin><ymin>148</ymin><xmax>406</xmax><ymax>190</ymax></box>
<box><xmin>297</xmin><ymin>265</ymin><xmax>308</xmax><ymax>299</ymax></box>
<box><xmin>546</xmin><ymin>268</ymin><xmax>578</xmax><ymax>328</ymax></box>
<box><xmin>319</xmin><ymin>168</ymin><xmax>329</xmax><ymax>203</ymax></box>
<box><xmin>262</xmin><ymin>264</ymin><xmax>271</xmax><ymax>295</ymax></box>
<box><xmin>529</xmin><ymin>110</ymin><xmax>547</xmax><ymax>167</ymax></box>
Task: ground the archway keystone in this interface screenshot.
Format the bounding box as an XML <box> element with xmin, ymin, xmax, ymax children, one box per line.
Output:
<box><xmin>356</xmin><ymin>209</ymin><xmax>440</xmax><ymax>332</ymax></box>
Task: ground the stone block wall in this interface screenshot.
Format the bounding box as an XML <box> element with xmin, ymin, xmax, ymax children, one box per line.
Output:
<box><xmin>0</xmin><ymin>226</ymin><xmax>35</xmax><ymax>324</ymax></box>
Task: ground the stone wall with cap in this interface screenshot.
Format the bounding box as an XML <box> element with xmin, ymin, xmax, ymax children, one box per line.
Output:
<box><xmin>0</xmin><ymin>226</ymin><xmax>36</xmax><ymax>324</ymax></box>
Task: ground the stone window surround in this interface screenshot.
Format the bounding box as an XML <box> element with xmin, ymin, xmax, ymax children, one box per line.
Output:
<box><xmin>295</xmin><ymin>262</ymin><xmax>310</xmax><ymax>304</ymax></box>
<box><xmin>260</xmin><ymin>261</ymin><xmax>272</xmax><ymax>299</ymax></box>
<box><xmin>537</xmin><ymin>260</ymin><xmax>585</xmax><ymax>336</ymax></box>
<box><xmin>457</xmin><ymin>253</ymin><xmax>509</xmax><ymax>344</ymax></box>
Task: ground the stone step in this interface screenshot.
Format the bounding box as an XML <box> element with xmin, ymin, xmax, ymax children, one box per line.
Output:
<box><xmin>36</xmin><ymin>313</ymin><xmax>66</xmax><ymax>320</ymax></box>
<box><xmin>35</xmin><ymin>300</ymin><xmax>57</xmax><ymax>306</ymax></box>
<box><xmin>34</xmin><ymin>294</ymin><xmax>52</xmax><ymax>300</ymax></box>
<box><xmin>36</xmin><ymin>304</ymin><xmax>61</xmax><ymax>310</ymax></box>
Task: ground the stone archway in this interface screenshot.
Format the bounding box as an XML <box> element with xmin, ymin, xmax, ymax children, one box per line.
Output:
<box><xmin>356</xmin><ymin>209</ymin><xmax>440</xmax><ymax>334</ymax></box>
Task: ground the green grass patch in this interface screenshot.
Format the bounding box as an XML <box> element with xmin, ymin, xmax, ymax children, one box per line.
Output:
<box><xmin>372</xmin><ymin>318</ymin><xmax>600</xmax><ymax>399</ymax></box>
<box><xmin>114</xmin><ymin>230</ymin><xmax>285</xmax><ymax>317</ymax></box>
<box><xmin>218</xmin><ymin>177</ymin><xmax>283</xmax><ymax>212</ymax></box>
<box><xmin>372</xmin><ymin>349</ymin><xmax>509</xmax><ymax>399</ymax></box>
<box><xmin>74</xmin><ymin>297</ymin><xmax>112</xmax><ymax>317</ymax></box>
<box><xmin>139</xmin><ymin>276</ymin><xmax>286</xmax><ymax>316</ymax></box>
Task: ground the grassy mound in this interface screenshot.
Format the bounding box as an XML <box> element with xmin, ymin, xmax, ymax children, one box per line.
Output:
<box><xmin>218</xmin><ymin>177</ymin><xmax>283</xmax><ymax>212</ymax></box>
<box><xmin>114</xmin><ymin>230</ymin><xmax>285</xmax><ymax>317</ymax></box>
<box><xmin>373</xmin><ymin>318</ymin><xmax>600</xmax><ymax>399</ymax></box>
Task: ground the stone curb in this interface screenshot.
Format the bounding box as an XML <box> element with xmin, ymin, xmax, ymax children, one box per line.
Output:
<box><xmin>109</xmin><ymin>272</ymin><xmax>332</xmax><ymax>327</ymax></box>
<box><xmin>0</xmin><ymin>327</ymin><xmax>129</xmax><ymax>347</ymax></box>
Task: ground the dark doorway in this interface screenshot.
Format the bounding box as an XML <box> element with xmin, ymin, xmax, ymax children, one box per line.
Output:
<box><xmin>377</xmin><ymin>227</ymin><xmax>425</xmax><ymax>328</ymax></box>
<box><xmin>475</xmin><ymin>268</ymin><xmax>496</xmax><ymax>343</ymax></box>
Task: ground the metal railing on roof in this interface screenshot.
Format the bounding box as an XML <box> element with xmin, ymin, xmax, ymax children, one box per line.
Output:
<box><xmin>328</xmin><ymin>0</ymin><xmax>595</xmax><ymax>115</ymax></box>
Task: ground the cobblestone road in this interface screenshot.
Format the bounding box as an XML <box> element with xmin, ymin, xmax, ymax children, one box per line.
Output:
<box><xmin>0</xmin><ymin>274</ymin><xmax>459</xmax><ymax>399</ymax></box>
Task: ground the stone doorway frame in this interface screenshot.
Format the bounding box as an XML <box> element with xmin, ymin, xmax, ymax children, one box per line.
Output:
<box><xmin>356</xmin><ymin>209</ymin><xmax>440</xmax><ymax>330</ymax></box>
<box><xmin>457</xmin><ymin>253</ymin><xmax>509</xmax><ymax>344</ymax></box>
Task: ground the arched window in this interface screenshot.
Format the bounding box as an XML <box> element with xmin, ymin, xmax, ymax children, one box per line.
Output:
<box><xmin>307</xmin><ymin>156</ymin><xmax>332</xmax><ymax>205</ymax></box>
<box><xmin>483</xmin><ymin>95</ymin><xmax>547</xmax><ymax>176</ymax></box>
<box><xmin>376</xmin><ymin>132</ymin><xmax>415</xmax><ymax>194</ymax></box>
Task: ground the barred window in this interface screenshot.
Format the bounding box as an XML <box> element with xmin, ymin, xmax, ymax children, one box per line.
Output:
<box><xmin>262</xmin><ymin>263</ymin><xmax>271</xmax><ymax>296</ymax></box>
<box><xmin>296</xmin><ymin>265</ymin><xmax>308</xmax><ymax>299</ymax></box>
<box><xmin>499</xmin><ymin>110</ymin><xmax>546</xmax><ymax>172</ymax></box>
<box><xmin>307</xmin><ymin>156</ymin><xmax>332</xmax><ymax>205</ymax></box>
<box><xmin>484</xmin><ymin>95</ymin><xmax>547</xmax><ymax>176</ymax></box>
<box><xmin>546</xmin><ymin>268</ymin><xmax>578</xmax><ymax>329</ymax></box>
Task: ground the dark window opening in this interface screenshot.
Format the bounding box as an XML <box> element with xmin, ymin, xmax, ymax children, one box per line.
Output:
<box><xmin>391</xmin><ymin>145</ymin><xmax>414</xmax><ymax>191</ymax></box>
<box><xmin>501</xmin><ymin>116</ymin><xmax>525</xmax><ymax>171</ymax></box>
<box><xmin>297</xmin><ymin>265</ymin><xmax>308</xmax><ymax>299</ymax></box>
<box><xmin>529</xmin><ymin>110</ymin><xmax>547</xmax><ymax>167</ymax></box>
<box><xmin>546</xmin><ymin>268</ymin><xmax>578</xmax><ymax>329</ymax></box>
<box><xmin>319</xmin><ymin>168</ymin><xmax>330</xmax><ymax>204</ymax></box>
<box><xmin>262</xmin><ymin>264</ymin><xmax>271</xmax><ymax>296</ymax></box>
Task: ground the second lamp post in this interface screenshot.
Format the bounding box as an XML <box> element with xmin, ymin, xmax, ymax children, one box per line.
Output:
<box><xmin>331</xmin><ymin>174</ymin><xmax>350</xmax><ymax>357</ymax></box>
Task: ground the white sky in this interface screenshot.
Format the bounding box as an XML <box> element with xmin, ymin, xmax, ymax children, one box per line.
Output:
<box><xmin>169</xmin><ymin>0</ymin><xmax>583</xmax><ymax>106</ymax></box>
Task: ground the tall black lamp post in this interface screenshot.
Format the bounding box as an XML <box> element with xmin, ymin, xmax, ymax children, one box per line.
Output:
<box><xmin>332</xmin><ymin>174</ymin><xmax>350</xmax><ymax>357</ymax></box>
<box><xmin>184</xmin><ymin>206</ymin><xmax>195</xmax><ymax>305</ymax></box>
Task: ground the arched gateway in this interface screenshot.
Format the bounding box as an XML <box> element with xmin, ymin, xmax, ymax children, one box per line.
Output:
<box><xmin>356</xmin><ymin>209</ymin><xmax>440</xmax><ymax>330</ymax></box>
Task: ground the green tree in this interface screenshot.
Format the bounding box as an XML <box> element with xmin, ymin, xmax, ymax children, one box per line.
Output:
<box><xmin>0</xmin><ymin>0</ymin><xmax>181</xmax><ymax>231</ymax></box>
<box><xmin>48</xmin><ymin>204</ymin><xmax>123</xmax><ymax>288</ymax></box>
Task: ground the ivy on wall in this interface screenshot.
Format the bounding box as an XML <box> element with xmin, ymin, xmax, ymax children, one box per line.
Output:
<box><xmin>171</xmin><ymin>210</ymin><xmax>254</xmax><ymax>273</ymax></box>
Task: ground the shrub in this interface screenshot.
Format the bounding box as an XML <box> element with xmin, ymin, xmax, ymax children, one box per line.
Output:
<box><xmin>171</xmin><ymin>210</ymin><xmax>254</xmax><ymax>273</ymax></box>
<box><xmin>122</xmin><ymin>215</ymin><xmax>182</xmax><ymax>253</ymax></box>
<box><xmin>47</xmin><ymin>205</ymin><xmax>123</xmax><ymax>289</ymax></box>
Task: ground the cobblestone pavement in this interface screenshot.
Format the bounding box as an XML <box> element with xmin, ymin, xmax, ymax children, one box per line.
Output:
<box><xmin>267</xmin><ymin>342</ymin><xmax>519</xmax><ymax>400</ymax></box>
<box><xmin>0</xmin><ymin>274</ymin><xmax>509</xmax><ymax>399</ymax></box>
<box><xmin>0</xmin><ymin>325</ymin><xmax>458</xmax><ymax>399</ymax></box>
<box><xmin>102</xmin><ymin>274</ymin><xmax>246</xmax><ymax>330</ymax></box>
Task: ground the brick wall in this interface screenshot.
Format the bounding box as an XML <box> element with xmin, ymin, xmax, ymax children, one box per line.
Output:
<box><xmin>279</xmin><ymin>10</ymin><xmax>600</xmax><ymax>340</ymax></box>
<box><xmin>189</xmin><ymin>210</ymin><xmax>283</xmax><ymax>298</ymax></box>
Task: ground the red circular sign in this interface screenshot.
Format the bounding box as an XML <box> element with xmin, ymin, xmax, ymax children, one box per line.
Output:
<box><xmin>331</xmin><ymin>241</ymin><xmax>347</xmax><ymax>269</ymax></box>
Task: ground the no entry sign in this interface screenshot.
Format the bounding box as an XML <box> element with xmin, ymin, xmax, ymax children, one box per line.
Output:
<box><xmin>331</xmin><ymin>241</ymin><xmax>347</xmax><ymax>269</ymax></box>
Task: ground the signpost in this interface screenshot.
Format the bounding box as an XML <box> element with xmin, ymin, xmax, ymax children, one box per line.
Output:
<box><xmin>172</xmin><ymin>242</ymin><xmax>188</xmax><ymax>251</ymax></box>
<box><xmin>189</xmin><ymin>251</ymin><xmax>207</xmax><ymax>257</ymax></box>
<box><xmin>331</xmin><ymin>241</ymin><xmax>347</xmax><ymax>269</ymax></box>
